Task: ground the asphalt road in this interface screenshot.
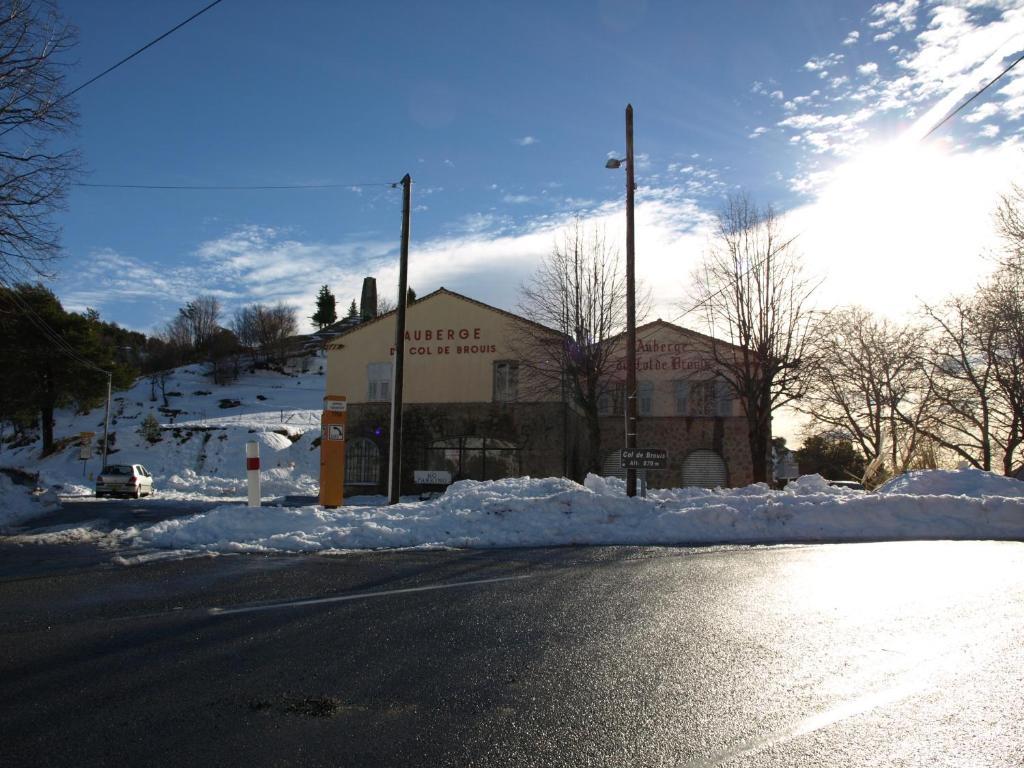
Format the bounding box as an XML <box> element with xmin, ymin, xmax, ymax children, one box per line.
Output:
<box><xmin>1</xmin><ymin>528</ymin><xmax>1022</xmax><ymax>767</ymax></box>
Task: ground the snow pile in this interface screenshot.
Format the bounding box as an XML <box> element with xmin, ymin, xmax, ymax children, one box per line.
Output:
<box><xmin>877</xmin><ymin>468</ymin><xmax>1024</xmax><ymax>498</ymax></box>
<box><xmin>121</xmin><ymin>471</ymin><xmax>1024</xmax><ymax>554</ymax></box>
<box><xmin>162</xmin><ymin>466</ymin><xmax>319</xmax><ymax>499</ymax></box>
<box><xmin>0</xmin><ymin>474</ymin><xmax>61</xmax><ymax>529</ymax></box>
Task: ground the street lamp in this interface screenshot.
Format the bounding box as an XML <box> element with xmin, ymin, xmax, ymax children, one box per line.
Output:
<box><xmin>606</xmin><ymin>104</ymin><xmax>638</xmax><ymax>498</ymax></box>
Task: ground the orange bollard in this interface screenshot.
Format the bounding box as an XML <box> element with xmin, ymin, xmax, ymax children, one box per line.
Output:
<box><xmin>319</xmin><ymin>395</ymin><xmax>347</xmax><ymax>507</ymax></box>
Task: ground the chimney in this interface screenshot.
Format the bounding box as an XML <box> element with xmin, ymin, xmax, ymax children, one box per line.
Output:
<box><xmin>360</xmin><ymin>277</ymin><xmax>377</xmax><ymax>320</ymax></box>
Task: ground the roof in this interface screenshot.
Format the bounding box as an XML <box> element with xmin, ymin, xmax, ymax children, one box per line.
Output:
<box><xmin>614</xmin><ymin>317</ymin><xmax>743</xmax><ymax>352</ymax></box>
<box><xmin>322</xmin><ymin>287</ymin><xmax>560</xmax><ymax>347</ymax></box>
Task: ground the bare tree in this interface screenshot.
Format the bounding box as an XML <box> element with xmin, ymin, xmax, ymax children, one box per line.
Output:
<box><xmin>690</xmin><ymin>193</ymin><xmax>818</xmax><ymax>483</ymax></box>
<box><xmin>231</xmin><ymin>305</ymin><xmax>260</xmax><ymax>357</ymax></box>
<box><xmin>516</xmin><ymin>219</ymin><xmax>629</xmax><ymax>474</ymax></box>
<box><xmin>919</xmin><ymin>275</ymin><xmax>1023</xmax><ymax>475</ymax></box>
<box><xmin>800</xmin><ymin>307</ymin><xmax>933</xmax><ymax>483</ymax></box>
<box><xmin>231</xmin><ymin>302</ymin><xmax>297</xmax><ymax>364</ymax></box>
<box><xmin>177</xmin><ymin>295</ymin><xmax>221</xmax><ymax>352</ymax></box>
<box><xmin>0</xmin><ymin>1</ymin><xmax>80</xmax><ymax>279</ymax></box>
<box><xmin>910</xmin><ymin>188</ymin><xmax>1024</xmax><ymax>475</ymax></box>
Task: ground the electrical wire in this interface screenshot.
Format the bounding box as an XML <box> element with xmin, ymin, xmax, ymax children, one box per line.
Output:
<box><xmin>0</xmin><ymin>0</ymin><xmax>228</xmax><ymax>142</ymax></box>
<box><xmin>66</xmin><ymin>0</ymin><xmax>228</xmax><ymax>101</ymax></box>
<box><xmin>75</xmin><ymin>181</ymin><xmax>401</xmax><ymax>191</ymax></box>
<box><xmin>922</xmin><ymin>49</ymin><xmax>1024</xmax><ymax>140</ymax></box>
<box><xmin>0</xmin><ymin>276</ymin><xmax>111</xmax><ymax>375</ymax></box>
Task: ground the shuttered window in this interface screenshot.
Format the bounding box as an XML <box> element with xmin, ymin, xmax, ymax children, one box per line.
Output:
<box><xmin>367</xmin><ymin>362</ymin><xmax>391</xmax><ymax>402</ymax></box>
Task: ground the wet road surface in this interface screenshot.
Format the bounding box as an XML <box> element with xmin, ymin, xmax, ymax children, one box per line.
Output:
<box><xmin>0</xmin><ymin>539</ymin><xmax>1021</xmax><ymax>766</ymax></box>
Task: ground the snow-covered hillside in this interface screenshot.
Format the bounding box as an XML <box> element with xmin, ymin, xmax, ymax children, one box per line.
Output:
<box><xmin>0</xmin><ymin>358</ymin><xmax>328</xmax><ymax>498</ymax></box>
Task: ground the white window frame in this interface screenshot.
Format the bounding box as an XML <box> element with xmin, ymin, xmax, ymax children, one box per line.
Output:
<box><xmin>367</xmin><ymin>361</ymin><xmax>392</xmax><ymax>402</ymax></box>
<box><xmin>493</xmin><ymin>360</ymin><xmax>519</xmax><ymax>402</ymax></box>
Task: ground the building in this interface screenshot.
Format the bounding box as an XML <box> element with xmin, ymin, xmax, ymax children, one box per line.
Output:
<box><xmin>324</xmin><ymin>288</ymin><xmax>754</xmax><ymax>498</ymax></box>
<box><xmin>596</xmin><ymin>318</ymin><xmax>755</xmax><ymax>489</ymax></box>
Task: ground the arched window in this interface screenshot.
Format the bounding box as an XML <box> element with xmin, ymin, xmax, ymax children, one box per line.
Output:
<box><xmin>345</xmin><ymin>437</ymin><xmax>380</xmax><ymax>485</ymax></box>
<box><xmin>681</xmin><ymin>449</ymin><xmax>728</xmax><ymax>488</ymax></box>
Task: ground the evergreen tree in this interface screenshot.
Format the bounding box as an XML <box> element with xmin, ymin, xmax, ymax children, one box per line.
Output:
<box><xmin>345</xmin><ymin>299</ymin><xmax>358</xmax><ymax>319</ymax></box>
<box><xmin>0</xmin><ymin>284</ymin><xmax>137</xmax><ymax>456</ymax></box>
<box><xmin>796</xmin><ymin>433</ymin><xmax>867</xmax><ymax>482</ymax></box>
<box><xmin>311</xmin><ymin>285</ymin><xmax>338</xmax><ymax>329</ymax></box>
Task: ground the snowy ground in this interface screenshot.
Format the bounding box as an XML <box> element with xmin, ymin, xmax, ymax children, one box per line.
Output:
<box><xmin>2</xmin><ymin>361</ymin><xmax>1022</xmax><ymax>556</ymax></box>
<box><xmin>0</xmin><ymin>359</ymin><xmax>327</xmax><ymax>499</ymax></box>
<box><xmin>0</xmin><ymin>474</ymin><xmax>61</xmax><ymax>528</ymax></box>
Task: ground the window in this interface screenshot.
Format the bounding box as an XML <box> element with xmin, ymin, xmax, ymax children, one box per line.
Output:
<box><xmin>598</xmin><ymin>383</ymin><xmax>624</xmax><ymax>416</ymax></box>
<box><xmin>715</xmin><ymin>379</ymin><xmax>733</xmax><ymax>417</ymax></box>
<box><xmin>425</xmin><ymin>436</ymin><xmax>521</xmax><ymax>481</ymax></box>
<box><xmin>367</xmin><ymin>362</ymin><xmax>392</xmax><ymax>402</ymax></box>
<box><xmin>676</xmin><ymin>378</ymin><xmax>731</xmax><ymax>416</ymax></box>
<box><xmin>493</xmin><ymin>361</ymin><xmax>519</xmax><ymax>402</ymax></box>
<box><xmin>345</xmin><ymin>438</ymin><xmax>380</xmax><ymax>485</ymax></box>
<box><xmin>638</xmin><ymin>381</ymin><xmax>653</xmax><ymax>416</ymax></box>
<box><xmin>674</xmin><ymin>380</ymin><xmax>688</xmax><ymax>415</ymax></box>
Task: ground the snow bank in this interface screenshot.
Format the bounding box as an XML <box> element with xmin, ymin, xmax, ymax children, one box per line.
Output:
<box><xmin>0</xmin><ymin>474</ymin><xmax>60</xmax><ymax>529</ymax></box>
<box><xmin>877</xmin><ymin>468</ymin><xmax>1024</xmax><ymax>498</ymax></box>
<box><xmin>121</xmin><ymin>472</ymin><xmax>1024</xmax><ymax>554</ymax></box>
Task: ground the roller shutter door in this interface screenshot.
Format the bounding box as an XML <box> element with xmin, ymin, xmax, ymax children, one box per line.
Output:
<box><xmin>602</xmin><ymin>450</ymin><xmax>626</xmax><ymax>479</ymax></box>
<box><xmin>681</xmin><ymin>450</ymin><xmax>727</xmax><ymax>488</ymax></box>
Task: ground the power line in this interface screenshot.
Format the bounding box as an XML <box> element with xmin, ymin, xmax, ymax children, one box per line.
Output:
<box><xmin>66</xmin><ymin>0</ymin><xmax>228</xmax><ymax>101</ymax></box>
<box><xmin>75</xmin><ymin>181</ymin><xmax>401</xmax><ymax>191</ymax></box>
<box><xmin>0</xmin><ymin>0</ymin><xmax>229</xmax><ymax>142</ymax></box>
<box><xmin>922</xmin><ymin>48</ymin><xmax>1024</xmax><ymax>140</ymax></box>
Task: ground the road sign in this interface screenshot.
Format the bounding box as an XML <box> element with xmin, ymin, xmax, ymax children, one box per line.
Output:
<box><xmin>324</xmin><ymin>424</ymin><xmax>345</xmax><ymax>441</ymax></box>
<box><xmin>79</xmin><ymin>431</ymin><xmax>94</xmax><ymax>460</ymax></box>
<box><xmin>414</xmin><ymin>470</ymin><xmax>452</xmax><ymax>485</ymax></box>
<box><xmin>621</xmin><ymin>448</ymin><xmax>668</xmax><ymax>470</ymax></box>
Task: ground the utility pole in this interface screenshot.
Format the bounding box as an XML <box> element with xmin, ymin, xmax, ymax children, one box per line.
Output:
<box><xmin>388</xmin><ymin>174</ymin><xmax>411</xmax><ymax>504</ymax></box>
<box><xmin>624</xmin><ymin>104</ymin><xmax>638</xmax><ymax>498</ymax></box>
<box><xmin>101</xmin><ymin>371</ymin><xmax>112</xmax><ymax>468</ymax></box>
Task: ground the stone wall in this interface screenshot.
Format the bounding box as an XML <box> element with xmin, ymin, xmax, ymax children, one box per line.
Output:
<box><xmin>597</xmin><ymin>414</ymin><xmax>753</xmax><ymax>488</ymax></box>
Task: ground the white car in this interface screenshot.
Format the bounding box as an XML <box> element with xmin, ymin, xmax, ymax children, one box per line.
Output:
<box><xmin>95</xmin><ymin>463</ymin><xmax>154</xmax><ymax>498</ymax></box>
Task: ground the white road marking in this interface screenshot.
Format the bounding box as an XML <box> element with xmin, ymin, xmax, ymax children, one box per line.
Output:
<box><xmin>208</xmin><ymin>573</ymin><xmax>534</xmax><ymax>616</ymax></box>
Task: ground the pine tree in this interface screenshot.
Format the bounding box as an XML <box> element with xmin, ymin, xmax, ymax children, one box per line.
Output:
<box><xmin>346</xmin><ymin>299</ymin><xmax>358</xmax><ymax>318</ymax></box>
<box><xmin>310</xmin><ymin>285</ymin><xmax>338</xmax><ymax>329</ymax></box>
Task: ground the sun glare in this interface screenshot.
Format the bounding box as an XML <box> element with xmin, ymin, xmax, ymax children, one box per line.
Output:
<box><xmin>794</xmin><ymin>137</ymin><xmax>1015</xmax><ymax>318</ymax></box>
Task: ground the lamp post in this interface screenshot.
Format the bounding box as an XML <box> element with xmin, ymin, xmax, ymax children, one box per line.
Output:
<box><xmin>606</xmin><ymin>104</ymin><xmax>637</xmax><ymax>497</ymax></box>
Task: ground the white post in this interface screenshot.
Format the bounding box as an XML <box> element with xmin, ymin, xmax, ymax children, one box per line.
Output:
<box><xmin>246</xmin><ymin>441</ymin><xmax>261</xmax><ymax>508</ymax></box>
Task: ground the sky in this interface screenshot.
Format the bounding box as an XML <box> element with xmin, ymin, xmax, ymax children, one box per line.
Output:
<box><xmin>41</xmin><ymin>1</ymin><xmax>1024</xmax><ymax>351</ymax></box>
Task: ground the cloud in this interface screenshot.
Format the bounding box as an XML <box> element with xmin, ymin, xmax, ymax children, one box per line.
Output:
<box><xmin>868</xmin><ymin>0</ymin><xmax>919</xmax><ymax>32</ymax></box>
<box><xmin>502</xmin><ymin>194</ymin><xmax>535</xmax><ymax>204</ymax></box>
<box><xmin>857</xmin><ymin>62</ymin><xmax>879</xmax><ymax>76</ymax></box>
<box><xmin>804</xmin><ymin>54</ymin><xmax>844</xmax><ymax>72</ymax></box>
<box><xmin>516</xmin><ymin>136</ymin><xmax>538</xmax><ymax>146</ymax></box>
<box><xmin>843</xmin><ymin>30</ymin><xmax>860</xmax><ymax>46</ymax></box>
<box><xmin>963</xmin><ymin>102</ymin><xmax>1000</xmax><ymax>123</ymax></box>
<box><xmin>748</xmin><ymin>126</ymin><xmax>768</xmax><ymax>139</ymax></box>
